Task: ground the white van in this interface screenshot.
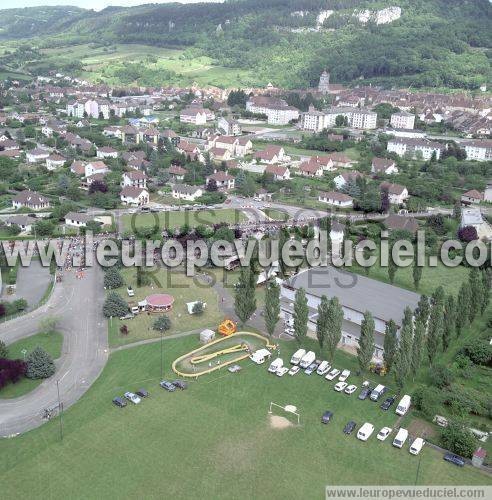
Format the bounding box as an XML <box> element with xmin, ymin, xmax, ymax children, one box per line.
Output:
<box><xmin>370</xmin><ymin>384</ymin><xmax>386</xmax><ymax>401</ymax></box>
<box><xmin>299</xmin><ymin>351</ymin><xmax>316</xmax><ymax>369</ymax></box>
<box><xmin>395</xmin><ymin>395</ymin><xmax>411</xmax><ymax>416</ymax></box>
<box><xmin>409</xmin><ymin>437</ymin><xmax>425</xmax><ymax>455</ymax></box>
<box><xmin>357</xmin><ymin>423</ymin><xmax>374</xmax><ymax>441</ymax></box>
<box><xmin>250</xmin><ymin>348</ymin><xmax>271</xmax><ymax>365</ymax></box>
<box><xmin>268</xmin><ymin>358</ymin><xmax>283</xmax><ymax>373</ymax></box>
<box><xmin>392</xmin><ymin>428</ymin><xmax>408</xmax><ymax>448</ymax></box>
<box><xmin>290</xmin><ymin>349</ymin><xmax>306</xmax><ymax>365</ymax></box>
<box><xmin>316</xmin><ymin>361</ymin><xmax>330</xmax><ymax>376</ymax></box>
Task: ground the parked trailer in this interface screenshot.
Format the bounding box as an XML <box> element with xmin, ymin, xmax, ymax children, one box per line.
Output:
<box><xmin>299</xmin><ymin>351</ymin><xmax>316</xmax><ymax>369</ymax></box>
<box><xmin>290</xmin><ymin>349</ymin><xmax>306</xmax><ymax>365</ymax></box>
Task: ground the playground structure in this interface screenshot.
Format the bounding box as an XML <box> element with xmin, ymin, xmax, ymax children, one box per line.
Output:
<box><xmin>218</xmin><ymin>318</ymin><xmax>237</xmax><ymax>336</ymax></box>
<box><xmin>172</xmin><ymin>332</ymin><xmax>276</xmax><ymax>378</ymax></box>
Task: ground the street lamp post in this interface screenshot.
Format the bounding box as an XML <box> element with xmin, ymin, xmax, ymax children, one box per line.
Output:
<box><xmin>160</xmin><ymin>329</ymin><xmax>163</xmax><ymax>379</ymax></box>
<box><xmin>56</xmin><ymin>379</ymin><xmax>63</xmax><ymax>441</ymax></box>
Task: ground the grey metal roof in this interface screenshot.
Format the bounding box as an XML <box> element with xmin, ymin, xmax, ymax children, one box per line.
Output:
<box><xmin>285</xmin><ymin>266</ymin><xmax>420</xmax><ymax>327</ymax></box>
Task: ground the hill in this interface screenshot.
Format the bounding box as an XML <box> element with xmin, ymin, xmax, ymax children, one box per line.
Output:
<box><xmin>0</xmin><ymin>0</ymin><xmax>490</xmax><ymax>90</ymax></box>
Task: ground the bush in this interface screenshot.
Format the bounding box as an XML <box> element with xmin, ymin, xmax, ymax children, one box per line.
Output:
<box><xmin>461</xmin><ymin>339</ymin><xmax>492</xmax><ymax>366</ymax></box>
<box><xmin>441</xmin><ymin>422</ymin><xmax>477</xmax><ymax>458</ymax></box>
<box><xmin>0</xmin><ymin>358</ymin><xmax>26</xmax><ymax>389</ymax></box>
<box><xmin>104</xmin><ymin>268</ymin><xmax>124</xmax><ymax>289</ymax></box>
<box><xmin>25</xmin><ymin>347</ymin><xmax>55</xmax><ymax>379</ymax></box>
<box><xmin>412</xmin><ymin>386</ymin><xmax>443</xmax><ymax>419</ymax></box>
<box><xmin>0</xmin><ymin>340</ymin><xmax>9</xmax><ymax>359</ymax></box>
<box><xmin>192</xmin><ymin>301</ymin><xmax>204</xmax><ymax>315</ymax></box>
<box><xmin>153</xmin><ymin>315</ymin><xmax>171</xmax><ymax>332</ymax></box>
<box><xmin>102</xmin><ymin>292</ymin><xmax>128</xmax><ymax>318</ymax></box>
<box><xmin>442</xmin><ymin>385</ymin><xmax>488</xmax><ymax>417</ymax></box>
<box><xmin>429</xmin><ymin>365</ymin><xmax>454</xmax><ymax>389</ymax></box>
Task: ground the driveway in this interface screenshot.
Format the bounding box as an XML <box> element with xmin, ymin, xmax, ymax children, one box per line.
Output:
<box><xmin>0</xmin><ymin>265</ymin><xmax>108</xmax><ymax>437</ymax></box>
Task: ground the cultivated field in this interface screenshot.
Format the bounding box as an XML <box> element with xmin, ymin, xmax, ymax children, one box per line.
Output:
<box><xmin>0</xmin><ymin>335</ymin><xmax>489</xmax><ymax>499</ymax></box>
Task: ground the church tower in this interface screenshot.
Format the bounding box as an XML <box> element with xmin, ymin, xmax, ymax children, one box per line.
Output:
<box><xmin>318</xmin><ymin>70</ymin><xmax>330</xmax><ymax>94</ymax></box>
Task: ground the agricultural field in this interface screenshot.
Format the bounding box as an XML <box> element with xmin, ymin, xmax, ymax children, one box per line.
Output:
<box><xmin>0</xmin><ymin>335</ymin><xmax>489</xmax><ymax>499</ymax></box>
<box><xmin>122</xmin><ymin>208</ymin><xmax>246</xmax><ymax>234</ymax></box>
<box><xmin>0</xmin><ymin>331</ymin><xmax>63</xmax><ymax>399</ymax></box>
<box><xmin>108</xmin><ymin>268</ymin><xmax>224</xmax><ymax>348</ymax></box>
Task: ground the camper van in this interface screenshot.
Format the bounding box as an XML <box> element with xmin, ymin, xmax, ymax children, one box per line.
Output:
<box><xmin>316</xmin><ymin>361</ymin><xmax>331</xmax><ymax>376</ymax></box>
<box><xmin>392</xmin><ymin>428</ymin><xmax>408</xmax><ymax>448</ymax></box>
<box><xmin>268</xmin><ymin>358</ymin><xmax>283</xmax><ymax>373</ymax></box>
<box><xmin>370</xmin><ymin>384</ymin><xmax>387</xmax><ymax>401</ymax></box>
<box><xmin>357</xmin><ymin>423</ymin><xmax>375</xmax><ymax>442</ymax></box>
<box><xmin>395</xmin><ymin>395</ymin><xmax>411</xmax><ymax>416</ymax></box>
<box><xmin>290</xmin><ymin>349</ymin><xmax>306</xmax><ymax>366</ymax></box>
<box><xmin>299</xmin><ymin>351</ymin><xmax>316</xmax><ymax>369</ymax></box>
<box><xmin>250</xmin><ymin>349</ymin><xmax>271</xmax><ymax>365</ymax></box>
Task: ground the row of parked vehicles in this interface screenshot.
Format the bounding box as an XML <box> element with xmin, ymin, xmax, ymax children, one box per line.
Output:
<box><xmin>112</xmin><ymin>380</ymin><xmax>188</xmax><ymax>406</ymax></box>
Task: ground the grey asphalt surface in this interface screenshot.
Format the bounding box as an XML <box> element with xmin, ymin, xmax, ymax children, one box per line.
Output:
<box><xmin>2</xmin><ymin>259</ymin><xmax>52</xmax><ymax>310</ymax></box>
<box><xmin>0</xmin><ymin>265</ymin><xmax>108</xmax><ymax>437</ymax></box>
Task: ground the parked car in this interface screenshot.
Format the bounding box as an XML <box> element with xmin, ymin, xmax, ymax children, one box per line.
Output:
<box><xmin>288</xmin><ymin>366</ymin><xmax>300</xmax><ymax>376</ymax></box>
<box><xmin>358</xmin><ymin>387</ymin><xmax>372</xmax><ymax>400</ymax></box>
<box><xmin>321</xmin><ymin>410</ymin><xmax>334</xmax><ymax>424</ymax></box>
<box><xmin>409</xmin><ymin>438</ymin><xmax>425</xmax><ymax>455</ymax></box>
<box><xmin>344</xmin><ymin>384</ymin><xmax>357</xmax><ymax>395</ymax></box>
<box><xmin>127</xmin><ymin>286</ymin><xmax>135</xmax><ymax>297</ymax></box>
<box><xmin>290</xmin><ymin>348</ymin><xmax>306</xmax><ymax>365</ymax></box>
<box><xmin>112</xmin><ymin>396</ymin><xmax>127</xmax><ymax>408</ymax></box>
<box><xmin>304</xmin><ymin>362</ymin><xmax>319</xmax><ymax>375</ymax></box>
<box><xmin>377</xmin><ymin>427</ymin><xmax>392</xmax><ymax>441</ymax></box>
<box><xmin>338</xmin><ymin>369</ymin><xmax>350</xmax><ymax>382</ymax></box>
<box><xmin>160</xmin><ymin>380</ymin><xmax>176</xmax><ymax>392</ymax></box>
<box><xmin>276</xmin><ymin>366</ymin><xmax>289</xmax><ymax>377</ymax></box>
<box><xmin>124</xmin><ymin>392</ymin><xmax>141</xmax><ymax>405</ymax></box>
<box><xmin>343</xmin><ymin>420</ymin><xmax>356</xmax><ymax>435</ymax></box>
<box><xmin>172</xmin><ymin>380</ymin><xmax>188</xmax><ymax>390</ymax></box>
<box><xmin>268</xmin><ymin>358</ymin><xmax>283</xmax><ymax>373</ymax></box>
<box><xmin>380</xmin><ymin>395</ymin><xmax>396</xmax><ymax>411</ymax></box>
<box><xmin>392</xmin><ymin>428</ymin><xmax>408</xmax><ymax>448</ymax></box>
<box><xmin>370</xmin><ymin>384</ymin><xmax>387</xmax><ymax>401</ymax></box>
<box><xmin>443</xmin><ymin>453</ymin><xmax>465</xmax><ymax>467</ymax></box>
<box><xmin>119</xmin><ymin>313</ymin><xmax>134</xmax><ymax>321</ymax></box>
<box><xmin>136</xmin><ymin>389</ymin><xmax>149</xmax><ymax>398</ymax></box>
<box><xmin>299</xmin><ymin>351</ymin><xmax>316</xmax><ymax>369</ymax></box>
<box><xmin>395</xmin><ymin>395</ymin><xmax>411</xmax><ymax>416</ymax></box>
<box><xmin>334</xmin><ymin>381</ymin><xmax>348</xmax><ymax>392</ymax></box>
<box><xmin>325</xmin><ymin>368</ymin><xmax>340</xmax><ymax>381</ymax></box>
<box><xmin>316</xmin><ymin>361</ymin><xmax>331</xmax><ymax>376</ymax></box>
<box><xmin>228</xmin><ymin>364</ymin><xmax>241</xmax><ymax>373</ymax></box>
<box><xmin>357</xmin><ymin>422</ymin><xmax>374</xmax><ymax>441</ymax></box>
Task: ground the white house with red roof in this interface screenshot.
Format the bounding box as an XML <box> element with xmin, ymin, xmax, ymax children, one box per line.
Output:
<box><xmin>120</xmin><ymin>186</ymin><xmax>149</xmax><ymax>206</ymax></box>
<box><xmin>85</xmin><ymin>161</ymin><xmax>109</xmax><ymax>178</ymax></box>
<box><xmin>206</xmin><ymin>171</ymin><xmax>235</xmax><ymax>190</ymax></box>
<box><xmin>318</xmin><ymin>191</ymin><xmax>354</xmax><ymax>208</ymax></box>
<box><xmin>380</xmin><ymin>182</ymin><xmax>409</xmax><ymax>205</ymax></box>
<box><xmin>265</xmin><ymin>164</ymin><xmax>291</xmax><ymax>181</ymax></box>
<box><xmin>122</xmin><ymin>171</ymin><xmax>147</xmax><ymax>189</ymax></box>
<box><xmin>254</xmin><ymin>145</ymin><xmax>287</xmax><ymax>164</ymax></box>
<box><xmin>371</xmin><ymin>157</ymin><xmax>398</xmax><ymax>175</ymax></box>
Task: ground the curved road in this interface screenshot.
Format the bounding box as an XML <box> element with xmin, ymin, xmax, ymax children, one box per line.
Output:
<box><xmin>0</xmin><ymin>266</ymin><xmax>108</xmax><ymax>437</ymax></box>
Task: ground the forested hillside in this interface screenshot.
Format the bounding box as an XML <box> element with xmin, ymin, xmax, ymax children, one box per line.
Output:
<box><xmin>0</xmin><ymin>0</ymin><xmax>490</xmax><ymax>89</ymax></box>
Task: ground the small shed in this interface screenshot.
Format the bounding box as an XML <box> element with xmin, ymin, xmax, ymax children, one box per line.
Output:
<box><xmin>472</xmin><ymin>448</ymin><xmax>487</xmax><ymax>468</ymax></box>
<box><xmin>200</xmin><ymin>329</ymin><xmax>215</xmax><ymax>344</ymax></box>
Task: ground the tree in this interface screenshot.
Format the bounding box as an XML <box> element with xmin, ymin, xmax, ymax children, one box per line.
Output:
<box><xmin>411</xmin><ymin>318</ymin><xmax>425</xmax><ymax>376</ymax></box>
<box><xmin>383</xmin><ymin>319</ymin><xmax>398</xmax><ymax>373</ymax></box>
<box><xmin>427</xmin><ymin>287</ymin><xmax>445</xmax><ymax>364</ymax></box>
<box><xmin>325</xmin><ymin>297</ymin><xmax>343</xmax><ymax>362</ymax></box>
<box><xmin>415</xmin><ymin>295</ymin><xmax>430</xmax><ymax>326</ymax></box>
<box><xmin>25</xmin><ymin>347</ymin><xmax>55</xmax><ymax>379</ymax></box>
<box><xmin>315</xmin><ymin>295</ymin><xmax>329</xmax><ymax>351</ymax></box>
<box><xmin>293</xmin><ymin>288</ymin><xmax>308</xmax><ymax>344</ymax></box>
<box><xmin>394</xmin><ymin>307</ymin><xmax>413</xmax><ymax>388</ymax></box>
<box><xmin>104</xmin><ymin>267</ymin><xmax>124</xmax><ymax>289</ymax></box>
<box><xmin>442</xmin><ymin>295</ymin><xmax>456</xmax><ymax>351</ymax></box>
<box><xmin>468</xmin><ymin>268</ymin><xmax>482</xmax><ymax>323</ymax></box>
<box><xmin>136</xmin><ymin>265</ymin><xmax>151</xmax><ymax>287</ymax></box>
<box><xmin>0</xmin><ymin>340</ymin><xmax>8</xmax><ymax>359</ymax></box>
<box><xmin>120</xmin><ymin>325</ymin><xmax>129</xmax><ymax>335</ymax></box>
<box><xmin>412</xmin><ymin>260</ymin><xmax>422</xmax><ymax>290</ymax></box>
<box><xmin>429</xmin><ymin>364</ymin><xmax>454</xmax><ymax>389</ymax></box>
<box><xmin>206</xmin><ymin>178</ymin><xmax>218</xmax><ymax>192</ymax></box>
<box><xmin>88</xmin><ymin>179</ymin><xmax>108</xmax><ymax>194</ymax></box>
<box><xmin>153</xmin><ymin>315</ymin><xmax>171</xmax><ymax>332</ymax></box>
<box><xmin>480</xmin><ymin>269</ymin><xmax>491</xmax><ymax>315</ymax></box>
<box><xmin>456</xmin><ymin>283</ymin><xmax>471</xmax><ymax>335</ymax></box>
<box><xmin>234</xmin><ymin>267</ymin><xmax>256</xmax><ymax>326</ymax></box>
<box><xmin>387</xmin><ymin>252</ymin><xmax>397</xmax><ymax>284</ymax></box>
<box><xmin>102</xmin><ymin>292</ymin><xmax>128</xmax><ymax>318</ymax></box>
<box><xmin>357</xmin><ymin>311</ymin><xmax>375</xmax><ymax>372</ymax></box>
<box><xmin>192</xmin><ymin>301</ymin><xmax>204</xmax><ymax>315</ymax></box>
<box><xmin>441</xmin><ymin>422</ymin><xmax>476</xmax><ymax>459</ymax></box>
<box><xmin>264</xmin><ymin>280</ymin><xmax>280</xmax><ymax>338</ymax></box>
<box><xmin>457</xmin><ymin>226</ymin><xmax>478</xmax><ymax>242</ymax></box>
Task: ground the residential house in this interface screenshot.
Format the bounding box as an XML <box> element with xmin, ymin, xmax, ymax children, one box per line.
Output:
<box><xmin>176</xmin><ymin>140</ymin><xmax>202</xmax><ymax>161</ymax></box>
<box><xmin>390</xmin><ymin>111</ymin><xmax>415</xmax><ymax>130</ymax></box>
<box><xmin>208</xmin><ymin>147</ymin><xmax>232</xmax><ymax>163</ymax></box>
<box><xmin>64</xmin><ymin>212</ymin><xmax>92</xmax><ymax>228</ymax></box>
<box><xmin>46</xmin><ymin>154</ymin><xmax>66</xmax><ymax>171</ymax></box>
<box><xmin>122</xmin><ymin>171</ymin><xmax>147</xmax><ymax>189</ymax></box>
<box><xmin>326</xmin><ymin>152</ymin><xmax>354</xmax><ymax>168</ymax></box>
<box><xmin>169</xmin><ymin>165</ymin><xmax>187</xmax><ymax>181</ymax></box>
<box><xmin>464</xmin><ymin>140</ymin><xmax>492</xmax><ymax>162</ymax></box>
<box><xmin>254</xmin><ymin>145</ymin><xmax>287</xmax><ymax>164</ymax></box>
<box><xmin>298</xmin><ymin>161</ymin><xmax>323</xmax><ymax>177</ymax></box>
<box><xmin>206</xmin><ymin>171</ymin><xmax>235</xmax><ymax>190</ymax></box>
<box><xmin>6</xmin><ymin>215</ymin><xmax>37</xmax><ymax>233</ymax></box>
<box><xmin>246</xmin><ymin>96</ymin><xmax>299</xmax><ymax>125</ymax></box>
<box><xmin>318</xmin><ymin>191</ymin><xmax>353</xmax><ymax>208</ymax></box>
<box><xmin>171</xmin><ymin>184</ymin><xmax>203</xmax><ymax>202</ymax></box>
<box><xmin>218</xmin><ymin>116</ymin><xmax>241</xmax><ymax>136</ymax></box>
<box><xmin>70</xmin><ymin>160</ymin><xmax>86</xmax><ymax>176</ymax></box>
<box><xmin>180</xmin><ymin>106</ymin><xmax>212</xmax><ymax>125</ymax></box>
<box><xmin>387</xmin><ymin>138</ymin><xmax>444</xmax><ymax>160</ymax></box>
<box><xmin>121</xmin><ymin>126</ymin><xmax>140</xmax><ymax>145</ymax></box>
<box><xmin>383</xmin><ymin>214</ymin><xmax>419</xmax><ymax>234</ymax></box>
<box><xmin>380</xmin><ymin>182</ymin><xmax>409</xmax><ymax>205</ymax></box>
<box><xmin>461</xmin><ymin>190</ymin><xmax>483</xmax><ymax>205</ymax></box>
<box><xmin>265</xmin><ymin>165</ymin><xmax>291</xmax><ymax>181</ymax></box>
<box><xmin>26</xmin><ymin>148</ymin><xmax>50</xmax><ymax>164</ymax></box>
<box><xmin>97</xmin><ymin>146</ymin><xmax>118</xmax><ymax>159</ymax></box>
<box><xmin>334</xmin><ymin>171</ymin><xmax>363</xmax><ymax>190</ymax></box>
<box><xmin>12</xmin><ymin>190</ymin><xmax>50</xmax><ymax>210</ymax></box>
<box><xmin>85</xmin><ymin>161</ymin><xmax>109</xmax><ymax>178</ymax></box>
<box><xmin>120</xmin><ymin>186</ymin><xmax>149</xmax><ymax>206</ymax></box>
<box><xmin>371</xmin><ymin>157</ymin><xmax>398</xmax><ymax>175</ymax></box>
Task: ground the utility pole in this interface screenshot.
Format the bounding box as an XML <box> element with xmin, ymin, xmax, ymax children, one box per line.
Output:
<box><xmin>160</xmin><ymin>328</ymin><xmax>164</xmax><ymax>379</ymax></box>
<box><xmin>56</xmin><ymin>379</ymin><xmax>64</xmax><ymax>441</ymax></box>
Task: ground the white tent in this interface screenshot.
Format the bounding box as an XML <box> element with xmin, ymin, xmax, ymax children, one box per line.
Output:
<box><xmin>200</xmin><ymin>329</ymin><xmax>215</xmax><ymax>344</ymax></box>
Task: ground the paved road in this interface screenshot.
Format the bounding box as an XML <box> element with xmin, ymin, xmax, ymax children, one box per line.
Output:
<box><xmin>0</xmin><ymin>265</ymin><xmax>108</xmax><ymax>437</ymax></box>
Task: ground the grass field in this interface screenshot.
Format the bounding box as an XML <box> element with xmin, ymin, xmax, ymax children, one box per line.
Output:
<box><xmin>0</xmin><ymin>335</ymin><xmax>489</xmax><ymax>499</ymax></box>
<box><xmin>108</xmin><ymin>268</ymin><xmax>223</xmax><ymax>347</ymax></box>
<box><xmin>122</xmin><ymin>208</ymin><xmax>246</xmax><ymax>233</ymax></box>
<box><xmin>0</xmin><ymin>331</ymin><xmax>63</xmax><ymax>399</ymax></box>
<box><xmin>262</xmin><ymin>208</ymin><xmax>289</xmax><ymax>221</ymax></box>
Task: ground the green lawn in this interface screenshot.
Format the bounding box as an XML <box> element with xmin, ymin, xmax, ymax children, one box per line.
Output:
<box><xmin>108</xmin><ymin>268</ymin><xmax>224</xmax><ymax>347</ymax></box>
<box><xmin>262</xmin><ymin>208</ymin><xmax>289</xmax><ymax>221</ymax></box>
<box><xmin>0</xmin><ymin>331</ymin><xmax>63</xmax><ymax>399</ymax></box>
<box><xmin>122</xmin><ymin>208</ymin><xmax>246</xmax><ymax>233</ymax></box>
<box><xmin>0</xmin><ymin>335</ymin><xmax>489</xmax><ymax>499</ymax></box>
